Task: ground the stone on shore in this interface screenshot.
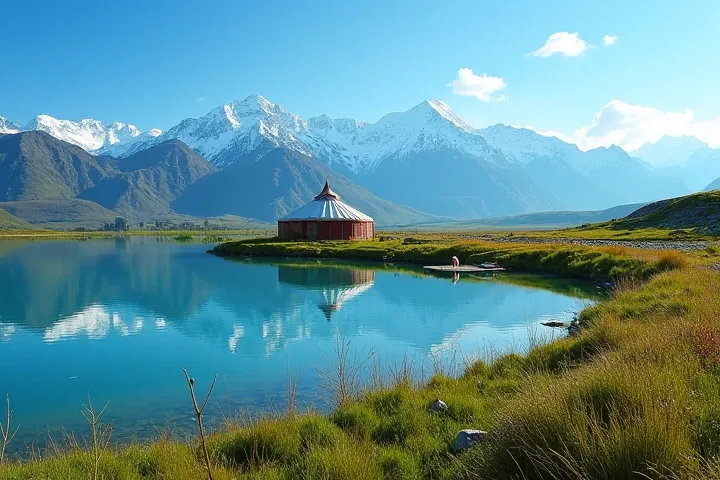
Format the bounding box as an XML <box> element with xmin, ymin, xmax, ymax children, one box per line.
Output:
<box><xmin>452</xmin><ymin>429</ymin><xmax>487</xmax><ymax>453</ymax></box>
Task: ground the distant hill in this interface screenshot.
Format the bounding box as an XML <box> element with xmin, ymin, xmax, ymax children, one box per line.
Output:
<box><xmin>0</xmin><ymin>132</ymin><xmax>228</xmax><ymax>225</ymax></box>
<box><xmin>706</xmin><ymin>177</ymin><xmax>720</xmax><ymax>192</ymax></box>
<box><xmin>173</xmin><ymin>148</ymin><xmax>437</xmax><ymax>226</ymax></box>
<box><xmin>79</xmin><ymin>140</ymin><xmax>217</xmax><ymax>218</ymax></box>
<box><xmin>0</xmin><ymin>199</ymin><xmax>117</xmax><ymax>229</ymax></box>
<box><xmin>600</xmin><ymin>190</ymin><xmax>720</xmax><ymax>235</ymax></box>
<box><xmin>0</xmin><ymin>130</ymin><xmax>116</xmax><ymax>201</ymax></box>
<box><xmin>413</xmin><ymin>202</ymin><xmax>647</xmax><ymax>230</ymax></box>
<box><xmin>0</xmin><ymin>207</ymin><xmax>33</xmax><ymax>230</ymax></box>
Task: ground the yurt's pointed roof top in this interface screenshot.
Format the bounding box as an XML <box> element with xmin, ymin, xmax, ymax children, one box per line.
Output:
<box><xmin>280</xmin><ymin>180</ymin><xmax>374</xmax><ymax>222</ymax></box>
<box><xmin>315</xmin><ymin>180</ymin><xmax>340</xmax><ymax>200</ymax></box>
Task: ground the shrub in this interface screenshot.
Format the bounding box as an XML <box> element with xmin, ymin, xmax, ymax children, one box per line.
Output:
<box><xmin>207</xmin><ymin>419</ymin><xmax>301</xmax><ymax>468</ymax></box>
<box><xmin>654</xmin><ymin>250</ymin><xmax>688</xmax><ymax>272</ymax></box>
<box><xmin>688</xmin><ymin>324</ymin><xmax>720</xmax><ymax>371</ymax></box>
<box><xmin>379</xmin><ymin>447</ymin><xmax>421</xmax><ymax>480</ymax></box>
<box><xmin>372</xmin><ymin>412</ymin><xmax>423</xmax><ymax>445</ymax></box>
<box><xmin>488</xmin><ymin>353</ymin><xmax>526</xmax><ymax>380</ymax></box>
<box><xmin>300</xmin><ymin>444</ymin><xmax>383</xmax><ymax>480</ymax></box>
<box><xmin>298</xmin><ymin>414</ymin><xmax>344</xmax><ymax>450</ymax></box>
<box><xmin>331</xmin><ymin>404</ymin><xmax>378</xmax><ymax>439</ymax></box>
<box><xmin>463</xmin><ymin>359</ymin><xmax>490</xmax><ymax>378</ymax></box>
<box><xmin>525</xmin><ymin>336</ymin><xmax>597</xmax><ymax>372</ymax></box>
<box><xmin>368</xmin><ymin>388</ymin><xmax>409</xmax><ymax>415</ymax></box>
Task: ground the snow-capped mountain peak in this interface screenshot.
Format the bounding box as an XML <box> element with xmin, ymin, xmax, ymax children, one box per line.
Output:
<box><xmin>24</xmin><ymin>115</ymin><xmax>107</xmax><ymax>151</ymax></box>
<box><xmin>479</xmin><ymin>123</ymin><xmax>580</xmax><ymax>165</ymax></box>
<box><xmin>633</xmin><ymin>135</ymin><xmax>712</xmax><ymax>167</ymax></box>
<box><xmin>129</xmin><ymin>95</ymin><xmax>510</xmax><ymax>172</ymax></box>
<box><xmin>419</xmin><ymin>99</ymin><xmax>474</xmax><ymax>132</ymax></box>
<box><xmin>0</xmin><ymin>116</ymin><xmax>21</xmax><ymax>134</ymax></box>
<box><xmin>7</xmin><ymin>113</ymin><xmax>163</xmax><ymax>156</ymax></box>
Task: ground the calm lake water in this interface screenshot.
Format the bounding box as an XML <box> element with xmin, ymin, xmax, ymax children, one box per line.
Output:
<box><xmin>0</xmin><ymin>238</ymin><xmax>598</xmax><ymax>452</ymax></box>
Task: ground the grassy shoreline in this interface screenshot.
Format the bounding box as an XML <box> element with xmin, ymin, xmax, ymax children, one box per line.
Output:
<box><xmin>2</xmin><ymin>238</ymin><xmax>720</xmax><ymax>479</ymax></box>
<box><xmin>211</xmin><ymin>237</ymin><xmax>688</xmax><ymax>282</ymax></box>
<box><xmin>0</xmin><ymin>229</ymin><xmax>274</xmax><ymax>241</ymax></box>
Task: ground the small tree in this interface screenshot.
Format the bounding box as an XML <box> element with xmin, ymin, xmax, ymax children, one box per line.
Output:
<box><xmin>114</xmin><ymin>216</ymin><xmax>128</xmax><ymax>231</ymax></box>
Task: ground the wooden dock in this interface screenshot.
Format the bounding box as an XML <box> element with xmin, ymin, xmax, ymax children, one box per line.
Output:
<box><xmin>423</xmin><ymin>265</ymin><xmax>505</xmax><ymax>273</ymax></box>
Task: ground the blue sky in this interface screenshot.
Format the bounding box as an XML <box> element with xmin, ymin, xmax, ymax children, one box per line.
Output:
<box><xmin>2</xmin><ymin>0</ymin><xmax>719</xmax><ymax>150</ymax></box>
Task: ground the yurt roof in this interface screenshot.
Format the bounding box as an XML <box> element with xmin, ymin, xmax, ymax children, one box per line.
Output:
<box><xmin>279</xmin><ymin>181</ymin><xmax>374</xmax><ymax>222</ymax></box>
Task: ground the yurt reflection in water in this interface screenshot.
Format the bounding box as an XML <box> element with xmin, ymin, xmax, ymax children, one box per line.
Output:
<box><xmin>278</xmin><ymin>265</ymin><xmax>375</xmax><ymax>320</ymax></box>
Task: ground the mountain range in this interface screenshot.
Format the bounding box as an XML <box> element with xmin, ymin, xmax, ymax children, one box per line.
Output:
<box><xmin>706</xmin><ymin>177</ymin><xmax>720</xmax><ymax>192</ymax></box>
<box><xmin>632</xmin><ymin>136</ymin><xmax>720</xmax><ymax>192</ymax></box>
<box><xmin>0</xmin><ymin>130</ymin><xmax>433</xmax><ymax>226</ymax></box>
<box><xmin>2</xmin><ymin>95</ymin><xmax>719</xmax><ymax>226</ymax></box>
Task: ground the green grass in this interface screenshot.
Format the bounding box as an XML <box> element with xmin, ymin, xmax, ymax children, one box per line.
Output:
<box><xmin>212</xmin><ymin>237</ymin><xmax>687</xmax><ymax>282</ymax></box>
<box><xmin>0</xmin><ymin>207</ymin><xmax>33</xmax><ymax>230</ymax></box>
<box><xmin>3</xmin><ymin>240</ymin><xmax>720</xmax><ymax>479</ymax></box>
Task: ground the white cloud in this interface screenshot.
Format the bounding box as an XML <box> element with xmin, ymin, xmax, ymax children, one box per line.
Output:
<box><xmin>602</xmin><ymin>35</ymin><xmax>618</xmax><ymax>46</ymax></box>
<box><xmin>449</xmin><ymin>68</ymin><xmax>506</xmax><ymax>102</ymax></box>
<box><xmin>529</xmin><ymin>32</ymin><xmax>587</xmax><ymax>57</ymax></box>
<box><xmin>196</xmin><ymin>96</ymin><xmax>205</xmax><ymax>103</ymax></box>
<box><xmin>532</xmin><ymin>100</ymin><xmax>720</xmax><ymax>152</ymax></box>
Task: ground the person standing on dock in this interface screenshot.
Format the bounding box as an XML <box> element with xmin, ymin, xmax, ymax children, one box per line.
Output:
<box><xmin>452</xmin><ymin>256</ymin><xmax>460</xmax><ymax>267</ymax></box>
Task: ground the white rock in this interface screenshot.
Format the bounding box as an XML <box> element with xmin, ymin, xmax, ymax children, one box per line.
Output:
<box><xmin>452</xmin><ymin>429</ymin><xmax>487</xmax><ymax>453</ymax></box>
<box><xmin>430</xmin><ymin>399</ymin><xmax>448</xmax><ymax>412</ymax></box>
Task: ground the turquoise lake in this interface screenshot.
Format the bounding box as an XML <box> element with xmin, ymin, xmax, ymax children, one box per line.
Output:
<box><xmin>0</xmin><ymin>238</ymin><xmax>599</xmax><ymax>452</ymax></box>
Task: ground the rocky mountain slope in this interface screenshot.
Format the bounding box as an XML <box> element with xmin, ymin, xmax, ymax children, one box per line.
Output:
<box><xmin>173</xmin><ymin>148</ymin><xmax>436</xmax><ymax>226</ymax></box>
<box><xmin>79</xmin><ymin>140</ymin><xmax>217</xmax><ymax>217</ymax></box>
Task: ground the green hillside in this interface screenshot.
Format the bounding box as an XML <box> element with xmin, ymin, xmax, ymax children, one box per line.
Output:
<box><xmin>0</xmin><ymin>199</ymin><xmax>117</xmax><ymax>229</ymax></box>
<box><xmin>0</xmin><ymin>206</ymin><xmax>33</xmax><ymax>230</ymax></box>
<box><xmin>576</xmin><ymin>190</ymin><xmax>720</xmax><ymax>236</ymax></box>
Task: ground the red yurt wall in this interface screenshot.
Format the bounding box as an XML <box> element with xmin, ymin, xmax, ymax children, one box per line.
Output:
<box><xmin>278</xmin><ymin>221</ymin><xmax>374</xmax><ymax>241</ymax></box>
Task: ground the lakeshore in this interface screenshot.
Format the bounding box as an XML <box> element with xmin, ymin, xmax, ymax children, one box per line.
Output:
<box><xmin>1</xmin><ymin>236</ymin><xmax>718</xmax><ymax>479</ymax></box>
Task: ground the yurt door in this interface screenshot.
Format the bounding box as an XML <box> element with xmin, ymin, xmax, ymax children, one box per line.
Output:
<box><xmin>307</xmin><ymin>222</ymin><xmax>318</xmax><ymax>240</ymax></box>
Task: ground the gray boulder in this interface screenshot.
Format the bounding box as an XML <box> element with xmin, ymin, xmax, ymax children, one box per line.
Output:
<box><xmin>429</xmin><ymin>399</ymin><xmax>448</xmax><ymax>413</ymax></box>
<box><xmin>452</xmin><ymin>429</ymin><xmax>487</xmax><ymax>453</ymax></box>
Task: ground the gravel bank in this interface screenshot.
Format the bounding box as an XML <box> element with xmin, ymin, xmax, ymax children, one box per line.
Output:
<box><xmin>467</xmin><ymin>235</ymin><xmax>717</xmax><ymax>252</ymax></box>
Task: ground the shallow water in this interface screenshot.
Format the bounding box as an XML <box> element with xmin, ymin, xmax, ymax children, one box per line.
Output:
<box><xmin>0</xmin><ymin>237</ymin><xmax>597</xmax><ymax>452</ymax></box>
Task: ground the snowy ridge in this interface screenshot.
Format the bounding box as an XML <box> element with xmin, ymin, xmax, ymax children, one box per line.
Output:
<box><xmin>0</xmin><ymin>114</ymin><xmax>163</xmax><ymax>154</ymax></box>
<box><xmin>480</xmin><ymin>124</ymin><xmax>577</xmax><ymax>165</ymax></box>
<box><xmin>139</xmin><ymin>96</ymin><xmax>508</xmax><ymax>172</ymax></box>
<box><xmin>633</xmin><ymin>136</ymin><xmax>712</xmax><ymax>167</ymax></box>
<box><xmin>0</xmin><ymin>116</ymin><xmax>21</xmax><ymax>134</ymax></box>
